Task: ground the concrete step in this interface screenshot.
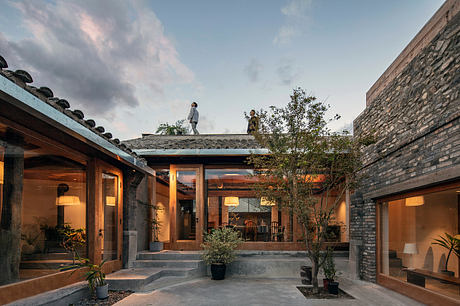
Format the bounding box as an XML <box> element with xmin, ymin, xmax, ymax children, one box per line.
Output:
<box><xmin>20</xmin><ymin>259</ymin><xmax>74</xmax><ymax>269</ymax></box>
<box><xmin>106</xmin><ymin>267</ymin><xmax>203</xmax><ymax>291</ymax></box>
<box><xmin>139</xmin><ymin>275</ymin><xmax>196</xmax><ymax>293</ymax></box>
<box><xmin>133</xmin><ymin>259</ymin><xmax>203</xmax><ymax>269</ymax></box>
<box><xmin>137</xmin><ymin>251</ymin><xmax>202</xmax><ymax>260</ymax></box>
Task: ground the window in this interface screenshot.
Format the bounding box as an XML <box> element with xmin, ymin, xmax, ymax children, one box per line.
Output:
<box><xmin>380</xmin><ymin>187</ymin><xmax>459</xmax><ymax>299</ymax></box>
<box><xmin>0</xmin><ymin>121</ymin><xmax>87</xmax><ymax>285</ymax></box>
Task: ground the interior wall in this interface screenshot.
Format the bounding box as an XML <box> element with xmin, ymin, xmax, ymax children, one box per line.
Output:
<box><xmin>388</xmin><ymin>191</ymin><xmax>458</xmax><ymax>276</ymax></box>
<box><xmin>156</xmin><ymin>181</ymin><xmax>170</xmax><ymax>242</ymax></box>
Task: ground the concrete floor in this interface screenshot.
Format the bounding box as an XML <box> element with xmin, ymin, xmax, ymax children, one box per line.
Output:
<box><xmin>114</xmin><ymin>277</ymin><xmax>423</xmax><ymax>306</ymax></box>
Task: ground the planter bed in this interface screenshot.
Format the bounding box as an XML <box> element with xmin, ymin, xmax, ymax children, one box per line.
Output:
<box><xmin>297</xmin><ymin>286</ymin><xmax>354</xmax><ymax>299</ymax></box>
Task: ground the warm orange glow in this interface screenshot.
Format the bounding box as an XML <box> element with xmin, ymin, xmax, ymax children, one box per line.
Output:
<box><xmin>260</xmin><ymin>197</ymin><xmax>276</xmax><ymax>206</ymax></box>
<box><xmin>305</xmin><ymin>174</ymin><xmax>326</xmax><ymax>183</ymax></box>
<box><xmin>224</xmin><ymin>197</ymin><xmax>239</xmax><ymax>207</ymax></box>
<box><xmin>106</xmin><ymin>196</ymin><xmax>116</xmax><ymax>206</ymax></box>
<box><xmin>0</xmin><ymin>161</ymin><xmax>3</xmax><ymax>184</ymax></box>
<box><xmin>56</xmin><ymin>195</ymin><xmax>80</xmax><ymax>206</ymax></box>
<box><xmin>405</xmin><ymin>196</ymin><xmax>424</xmax><ymax>206</ymax></box>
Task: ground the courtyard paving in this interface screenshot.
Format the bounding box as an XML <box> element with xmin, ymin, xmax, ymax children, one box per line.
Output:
<box><xmin>114</xmin><ymin>276</ymin><xmax>423</xmax><ymax>306</ymax></box>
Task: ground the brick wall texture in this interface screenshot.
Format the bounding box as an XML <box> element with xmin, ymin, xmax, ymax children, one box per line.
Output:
<box><xmin>351</xmin><ymin>11</ymin><xmax>460</xmax><ymax>282</ymax></box>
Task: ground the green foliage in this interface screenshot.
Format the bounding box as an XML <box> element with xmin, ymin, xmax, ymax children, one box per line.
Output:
<box><xmin>156</xmin><ymin>119</ymin><xmax>189</xmax><ymax>135</ymax></box>
<box><xmin>201</xmin><ymin>227</ymin><xmax>243</xmax><ymax>265</ymax></box>
<box><xmin>322</xmin><ymin>248</ymin><xmax>337</xmax><ymax>281</ymax></box>
<box><xmin>432</xmin><ymin>233</ymin><xmax>460</xmax><ymax>271</ymax></box>
<box><xmin>61</xmin><ymin>257</ymin><xmax>106</xmax><ymax>293</ymax></box>
<box><xmin>57</xmin><ymin>224</ymin><xmax>86</xmax><ymax>263</ymax></box>
<box><xmin>248</xmin><ymin>88</ymin><xmax>371</xmax><ymax>292</ymax></box>
<box><xmin>138</xmin><ymin>200</ymin><xmax>163</xmax><ymax>242</ymax></box>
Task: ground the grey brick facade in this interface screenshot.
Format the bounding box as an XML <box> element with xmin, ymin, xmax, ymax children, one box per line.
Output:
<box><xmin>351</xmin><ymin>9</ymin><xmax>460</xmax><ymax>282</ymax></box>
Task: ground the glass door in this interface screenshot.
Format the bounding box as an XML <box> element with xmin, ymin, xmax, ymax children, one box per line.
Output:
<box><xmin>101</xmin><ymin>173</ymin><xmax>118</xmax><ymax>261</ymax></box>
<box><xmin>170</xmin><ymin>165</ymin><xmax>203</xmax><ymax>249</ymax></box>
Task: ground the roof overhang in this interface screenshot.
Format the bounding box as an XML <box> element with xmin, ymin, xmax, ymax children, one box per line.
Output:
<box><xmin>134</xmin><ymin>148</ymin><xmax>270</xmax><ymax>156</ymax></box>
<box><xmin>0</xmin><ymin>75</ymin><xmax>154</xmax><ymax>176</ymax></box>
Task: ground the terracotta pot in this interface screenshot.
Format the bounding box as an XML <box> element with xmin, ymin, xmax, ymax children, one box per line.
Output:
<box><xmin>323</xmin><ymin>278</ymin><xmax>331</xmax><ymax>290</ymax></box>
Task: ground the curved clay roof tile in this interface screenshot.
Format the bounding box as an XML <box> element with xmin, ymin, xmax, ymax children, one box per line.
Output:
<box><xmin>72</xmin><ymin>109</ymin><xmax>84</xmax><ymax>120</ymax></box>
<box><xmin>14</xmin><ymin>70</ymin><xmax>33</xmax><ymax>83</ymax></box>
<box><xmin>57</xmin><ymin>99</ymin><xmax>70</xmax><ymax>109</ymax></box>
<box><xmin>0</xmin><ymin>55</ymin><xmax>7</xmax><ymax>69</ymax></box>
<box><xmin>95</xmin><ymin>126</ymin><xmax>105</xmax><ymax>133</ymax></box>
<box><xmin>85</xmin><ymin>119</ymin><xmax>96</xmax><ymax>128</ymax></box>
<box><xmin>37</xmin><ymin>87</ymin><xmax>53</xmax><ymax>98</ymax></box>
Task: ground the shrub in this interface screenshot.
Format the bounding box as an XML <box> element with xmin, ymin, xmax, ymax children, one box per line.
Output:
<box><xmin>201</xmin><ymin>227</ymin><xmax>243</xmax><ymax>265</ymax></box>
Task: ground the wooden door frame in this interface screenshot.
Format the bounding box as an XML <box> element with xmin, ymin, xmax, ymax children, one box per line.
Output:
<box><xmin>169</xmin><ymin>164</ymin><xmax>204</xmax><ymax>250</ymax></box>
<box><xmin>88</xmin><ymin>159</ymin><xmax>123</xmax><ymax>270</ymax></box>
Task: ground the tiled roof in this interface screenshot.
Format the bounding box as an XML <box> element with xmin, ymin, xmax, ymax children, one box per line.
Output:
<box><xmin>0</xmin><ymin>54</ymin><xmax>145</xmax><ymax>164</ymax></box>
<box><xmin>123</xmin><ymin>134</ymin><xmax>263</xmax><ymax>150</ymax></box>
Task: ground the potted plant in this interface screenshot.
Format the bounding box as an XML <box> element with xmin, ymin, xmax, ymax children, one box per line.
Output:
<box><xmin>432</xmin><ymin>233</ymin><xmax>460</xmax><ymax>277</ymax></box>
<box><xmin>61</xmin><ymin>257</ymin><xmax>108</xmax><ymax>299</ymax></box>
<box><xmin>149</xmin><ymin>218</ymin><xmax>163</xmax><ymax>252</ymax></box>
<box><xmin>322</xmin><ymin>249</ymin><xmax>339</xmax><ymax>294</ymax></box>
<box><xmin>58</xmin><ymin>225</ymin><xmax>86</xmax><ymax>264</ymax></box>
<box><xmin>201</xmin><ymin>227</ymin><xmax>243</xmax><ymax>280</ymax></box>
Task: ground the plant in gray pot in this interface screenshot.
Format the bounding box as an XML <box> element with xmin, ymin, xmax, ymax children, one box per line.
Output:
<box><xmin>322</xmin><ymin>249</ymin><xmax>339</xmax><ymax>295</ymax></box>
<box><xmin>201</xmin><ymin>227</ymin><xmax>243</xmax><ymax>280</ymax></box>
<box><xmin>61</xmin><ymin>257</ymin><xmax>108</xmax><ymax>299</ymax></box>
<box><xmin>432</xmin><ymin>233</ymin><xmax>460</xmax><ymax>278</ymax></box>
<box><xmin>149</xmin><ymin>205</ymin><xmax>163</xmax><ymax>252</ymax></box>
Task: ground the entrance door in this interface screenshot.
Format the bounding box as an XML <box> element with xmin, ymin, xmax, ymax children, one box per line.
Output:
<box><xmin>170</xmin><ymin>165</ymin><xmax>203</xmax><ymax>250</ymax></box>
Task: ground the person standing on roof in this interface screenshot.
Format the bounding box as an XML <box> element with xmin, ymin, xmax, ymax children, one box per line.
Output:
<box><xmin>247</xmin><ymin>109</ymin><xmax>259</xmax><ymax>134</ymax></box>
<box><xmin>187</xmin><ymin>102</ymin><xmax>199</xmax><ymax>135</ymax></box>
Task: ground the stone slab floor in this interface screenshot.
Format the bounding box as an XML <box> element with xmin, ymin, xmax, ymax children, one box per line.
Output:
<box><xmin>114</xmin><ymin>277</ymin><xmax>423</xmax><ymax>306</ymax></box>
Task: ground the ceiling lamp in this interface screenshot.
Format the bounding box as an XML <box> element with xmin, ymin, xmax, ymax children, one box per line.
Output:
<box><xmin>56</xmin><ymin>195</ymin><xmax>80</xmax><ymax>206</ymax></box>
<box><xmin>0</xmin><ymin>161</ymin><xmax>3</xmax><ymax>184</ymax></box>
<box><xmin>405</xmin><ymin>196</ymin><xmax>424</xmax><ymax>207</ymax></box>
<box><xmin>224</xmin><ymin>197</ymin><xmax>239</xmax><ymax>207</ymax></box>
<box><xmin>260</xmin><ymin>197</ymin><xmax>276</xmax><ymax>206</ymax></box>
<box><xmin>106</xmin><ymin>196</ymin><xmax>116</xmax><ymax>206</ymax></box>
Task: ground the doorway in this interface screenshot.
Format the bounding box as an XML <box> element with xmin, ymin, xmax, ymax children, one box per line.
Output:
<box><xmin>169</xmin><ymin>165</ymin><xmax>203</xmax><ymax>250</ymax></box>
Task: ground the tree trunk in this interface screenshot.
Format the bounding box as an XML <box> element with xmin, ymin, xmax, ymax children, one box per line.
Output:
<box><xmin>0</xmin><ymin>136</ymin><xmax>24</xmax><ymax>285</ymax></box>
<box><xmin>311</xmin><ymin>258</ymin><xmax>319</xmax><ymax>293</ymax></box>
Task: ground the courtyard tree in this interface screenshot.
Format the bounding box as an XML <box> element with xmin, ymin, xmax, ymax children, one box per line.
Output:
<box><xmin>156</xmin><ymin>120</ymin><xmax>189</xmax><ymax>135</ymax></box>
<box><xmin>248</xmin><ymin>88</ymin><xmax>372</xmax><ymax>293</ymax></box>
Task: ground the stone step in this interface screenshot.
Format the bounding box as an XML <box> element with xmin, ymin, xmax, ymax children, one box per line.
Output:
<box><xmin>133</xmin><ymin>259</ymin><xmax>203</xmax><ymax>269</ymax></box>
<box><xmin>20</xmin><ymin>259</ymin><xmax>74</xmax><ymax>270</ymax></box>
<box><xmin>106</xmin><ymin>267</ymin><xmax>203</xmax><ymax>291</ymax></box>
<box><xmin>137</xmin><ymin>251</ymin><xmax>202</xmax><ymax>260</ymax></box>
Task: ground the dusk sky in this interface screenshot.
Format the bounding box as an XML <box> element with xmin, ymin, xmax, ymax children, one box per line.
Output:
<box><xmin>0</xmin><ymin>0</ymin><xmax>444</xmax><ymax>139</ymax></box>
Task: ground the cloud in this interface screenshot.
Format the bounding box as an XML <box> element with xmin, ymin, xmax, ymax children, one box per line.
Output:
<box><xmin>273</xmin><ymin>0</ymin><xmax>312</xmax><ymax>45</ymax></box>
<box><xmin>276</xmin><ymin>58</ymin><xmax>299</xmax><ymax>85</ymax></box>
<box><xmin>0</xmin><ymin>0</ymin><xmax>194</xmax><ymax>115</ymax></box>
<box><xmin>244</xmin><ymin>58</ymin><xmax>263</xmax><ymax>82</ymax></box>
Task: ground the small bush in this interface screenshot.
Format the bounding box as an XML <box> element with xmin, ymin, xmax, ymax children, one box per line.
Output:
<box><xmin>201</xmin><ymin>227</ymin><xmax>243</xmax><ymax>265</ymax></box>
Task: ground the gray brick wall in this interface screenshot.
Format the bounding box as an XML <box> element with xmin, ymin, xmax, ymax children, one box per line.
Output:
<box><xmin>351</xmin><ymin>11</ymin><xmax>460</xmax><ymax>282</ymax></box>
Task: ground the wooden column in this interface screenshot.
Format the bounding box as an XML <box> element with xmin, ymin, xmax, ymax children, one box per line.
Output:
<box><xmin>0</xmin><ymin>133</ymin><xmax>24</xmax><ymax>285</ymax></box>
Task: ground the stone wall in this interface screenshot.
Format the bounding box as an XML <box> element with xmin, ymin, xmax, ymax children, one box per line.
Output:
<box><xmin>136</xmin><ymin>177</ymin><xmax>151</xmax><ymax>252</ymax></box>
<box><xmin>351</xmin><ymin>10</ymin><xmax>460</xmax><ymax>282</ymax></box>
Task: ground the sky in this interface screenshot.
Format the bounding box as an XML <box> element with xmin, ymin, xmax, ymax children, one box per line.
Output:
<box><xmin>0</xmin><ymin>0</ymin><xmax>445</xmax><ymax>139</ymax></box>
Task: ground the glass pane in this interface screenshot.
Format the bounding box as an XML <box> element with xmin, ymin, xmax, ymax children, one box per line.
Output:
<box><xmin>102</xmin><ymin>173</ymin><xmax>118</xmax><ymax>261</ymax></box>
<box><xmin>155</xmin><ymin>169</ymin><xmax>170</xmax><ymax>242</ymax></box>
<box><xmin>0</xmin><ymin>121</ymin><xmax>87</xmax><ymax>285</ymax></box>
<box><xmin>205</xmin><ymin>169</ymin><xmax>275</xmax><ymax>242</ymax></box>
<box><xmin>176</xmin><ymin>170</ymin><xmax>196</xmax><ymax>240</ymax></box>
<box><xmin>380</xmin><ymin>188</ymin><xmax>459</xmax><ymax>300</ymax></box>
